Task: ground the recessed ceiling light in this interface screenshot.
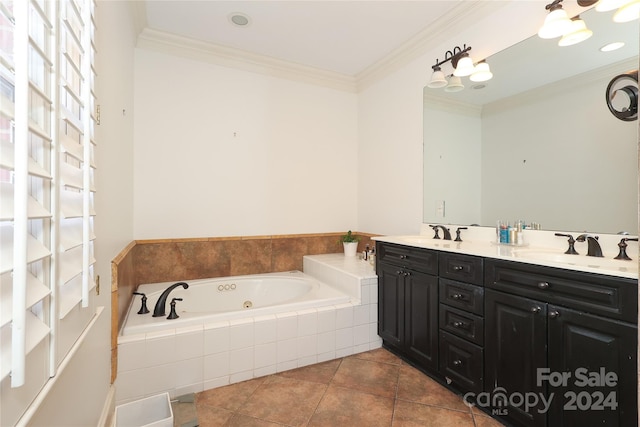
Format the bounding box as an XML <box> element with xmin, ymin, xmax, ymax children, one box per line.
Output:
<box><xmin>229</xmin><ymin>12</ymin><xmax>251</xmax><ymax>27</ymax></box>
<box><xmin>472</xmin><ymin>83</ymin><xmax>487</xmax><ymax>90</ymax></box>
<box><xmin>600</xmin><ymin>42</ymin><xmax>625</xmax><ymax>52</ymax></box>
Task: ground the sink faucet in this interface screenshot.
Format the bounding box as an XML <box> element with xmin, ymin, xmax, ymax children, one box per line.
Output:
<box><xmin>152</xmin><ymin>282</ymin><xmax>189</xmax><ymax>317</ymax></box>
<box><xmin>576</xmin><ymin>234</ymin><xmax>603</xmax><ymax>257</ymax></box>
<box><xmin>430</xmin><ymin>225</ymin><xmax>452</xmax><ymax>240</ymax></box>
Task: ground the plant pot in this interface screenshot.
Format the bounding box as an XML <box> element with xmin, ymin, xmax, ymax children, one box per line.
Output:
<box><xmin>343</xmin><ymin>241</ymin><xmax>358</xmax><ymax>257</ymax></box>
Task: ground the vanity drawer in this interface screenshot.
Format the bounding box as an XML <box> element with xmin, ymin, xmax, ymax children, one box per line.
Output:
<box><xmin>439</xmin><ymin>331</ymin><xmax>483</xmax><ymax>394</ymax></box>
<box><xmin>485</xmin><ymin>259</ymin><xmax>638</xmax><ymax>322</ymax></box>
<box><xmin>439</xmin><ymin>279</ymin><xmax>484</xmax><ymax>315</ymax></box>
<box><xmin>376</xmin><ymin>242</ymin><xmax>438</xmax><ymax>275</ymax></box>
<box><xmin>439</xmin><ymin>305</ymin><xmax>484</xmax><ymax>346</ymax></box>
<box><xmin>439</xmin><ymin>253</ymin><xmax>484</xmax><ymax>286</ymax></box>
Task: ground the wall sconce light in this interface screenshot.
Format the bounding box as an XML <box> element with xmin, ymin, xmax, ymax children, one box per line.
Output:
<box><xmin>427</xmin><ymin>45</ymin><xmax>493</xmax><ymax>91</ymax></box>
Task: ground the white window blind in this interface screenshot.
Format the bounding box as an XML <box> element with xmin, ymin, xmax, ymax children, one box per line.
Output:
<box><xmin>0</xmin><ymin>0</ymin><xmax>97</xmax><ymax>403</ymax></box>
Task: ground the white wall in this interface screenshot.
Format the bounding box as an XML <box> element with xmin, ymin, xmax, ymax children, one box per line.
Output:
<box><xmin>133</xmin><ymin>49</ymin><xmax>358</xmax><ymax>239</ymax></box>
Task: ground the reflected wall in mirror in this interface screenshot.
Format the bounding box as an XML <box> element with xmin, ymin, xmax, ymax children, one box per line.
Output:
<box><xmin>423</xmin><ymin>7</ymin><xmax>638</xmax><ymax>234</ymax></box>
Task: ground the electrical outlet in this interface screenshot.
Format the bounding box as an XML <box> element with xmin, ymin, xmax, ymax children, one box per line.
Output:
<box><xmin>436</xmin><ymin>200</ymin><xmax>445</xmax><ymax>217</ymax></box>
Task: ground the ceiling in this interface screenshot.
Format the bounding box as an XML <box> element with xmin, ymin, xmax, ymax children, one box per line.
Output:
<box><xmin>137</xmin><ymin>1</ymin><xmax>638</xmax><ymax>93</ymax></box>
<box><xmin>140</xmin><ymin>1</ymin><xmax>471</xmax><ymax>77</ymax></box>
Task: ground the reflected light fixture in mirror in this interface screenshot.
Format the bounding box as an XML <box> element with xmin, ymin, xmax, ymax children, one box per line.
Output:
<box><xmin>559</xmin><ymin>16</ymin><xmax>593</xmax><ymax>46</ymax></box>
<box><xmin>470</xmin><ymin>62</ymin><xmax>493</xmax><ymax>82</ymax></box>
<box><xmin>445</xmin><ymin>75</ymin><xmax>464</xmax><ymax>92</ymax></box>
<box><xmin>613</xmin><ymin>0</ymin><xmax>640</xmax><ymax>22</ymax></box>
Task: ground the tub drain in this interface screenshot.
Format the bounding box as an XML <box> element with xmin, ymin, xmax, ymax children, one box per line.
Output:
<box><xmin>243</xmin><ymin>300</ymin><xmax>253</xmax><ymax>309</ymax></box>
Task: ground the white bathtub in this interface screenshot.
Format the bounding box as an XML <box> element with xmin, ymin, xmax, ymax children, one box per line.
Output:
<box><xmin>121</xmin><ymin>270</ymin><xmax>351</xmax><ymax>336</ymax></box>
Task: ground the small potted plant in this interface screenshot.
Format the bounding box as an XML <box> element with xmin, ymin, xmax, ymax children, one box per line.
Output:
<box><xmin>340</xmin><ymin>230</ymin><xmax>359</xmax><ymax>257</ymax></box>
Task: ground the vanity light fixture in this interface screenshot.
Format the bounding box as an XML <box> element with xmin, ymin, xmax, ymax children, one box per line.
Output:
<box><xmin>596</xmin><ymin>0</ymin><xmax>627</xmax><ymax>11</ymax></box>
<box><xmin>427</xmin><ymin>45</ymin><xmax>493</xmax><ymax>91</ymax></box>
<box><xmin>427</xmin><ymin>65</ymin><xmax>447</xmax><ymax>88</ymax></box>
<box><xmin>613</xmin><ymin>0</ymin><xmax>640</xmax><ymax>22</ymax></box>
<box><xmin>538</xmin><ymin>0</ymin><xmax>573</xmax><ymax>39</ymax></box>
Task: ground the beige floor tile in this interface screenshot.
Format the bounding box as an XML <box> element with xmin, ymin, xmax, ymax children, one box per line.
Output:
<box><xmin>331</xmin><ymin>356</ymin><xmax>400</xmax><ymax>398</ymax></box>
<box><xmin>308</xmin><ymin>384</ymin><xmax>394</xmax><ymax>427</ymax></box>
<box><xmin>392</xmin><ymin>399</ymin><xmax>475</xmax><ymax>426</ymax></box>
<box><xmin>238</xmin><ymin>376</ymin><xmax>327</xmax><ymax>426</ymax></box>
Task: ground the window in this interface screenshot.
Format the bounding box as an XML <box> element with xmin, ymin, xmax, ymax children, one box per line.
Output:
<box><xmin>0</xmin><ymin>0</ymin><xmax>96</xmax><ymax>422</ymax></box>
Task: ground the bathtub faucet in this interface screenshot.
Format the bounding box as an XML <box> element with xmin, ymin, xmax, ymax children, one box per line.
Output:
<box><xmin>152</xmin><ymin>282</ymin><xmax>189</xmax><ymax>317</ymax></box>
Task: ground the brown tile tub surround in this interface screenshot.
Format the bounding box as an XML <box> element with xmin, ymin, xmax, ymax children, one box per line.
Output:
<box><xmin>111</xmin><ymin>232</ymin><xmax>376</xmax><ymax>383</ymax></box>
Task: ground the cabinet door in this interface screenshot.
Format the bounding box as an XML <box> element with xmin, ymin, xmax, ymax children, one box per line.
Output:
<box><xmin>377</xmin><ymin>263</ymin><xmax>404</xmax><ymax>348</ymax></box>
<box><xmin>404</xmin><ymin>271</ymin><xmax>439</xmax><ymax>370</ymax></box>
<box><xmin>547</xmin><ymin>306</ymin><xmax>637</xmax><ymax>426</ymax></box>
<box><xmin>485</xmin><ymin>289</ymin><xmax>547</xmax><ymax>427</ymax></box>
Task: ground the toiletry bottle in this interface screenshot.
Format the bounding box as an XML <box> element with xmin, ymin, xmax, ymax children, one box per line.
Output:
<box><xmin>499</xmin><ymin>222</ymin><xmax>507</xmax><ymax>243</ymax></box>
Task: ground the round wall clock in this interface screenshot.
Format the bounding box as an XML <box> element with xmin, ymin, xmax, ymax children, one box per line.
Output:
<box><xmin>606</xmin><ymin>70</ymin><xmax>638</xmax><ymax>121</ymax></box>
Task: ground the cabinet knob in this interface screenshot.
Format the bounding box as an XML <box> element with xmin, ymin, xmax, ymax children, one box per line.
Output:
<box><xmin>453</xmin><ymin>359</ymin><xmax>463</xmax><ymax>366</ymax></box>
<box><xmin>396</xmin><ymin>270</ymin><xmax>403</xmax><ymax>275</ymax></box>
<box><xmin>537</xmin><ymin>281</ymin><xmax>550</xmax><ymax>290</ymax></box>
<box><xmin>451</xmin><ymin>293</ymin><xmax>464</xmax><ymax>300</ymax></box>
<box><xmin>404</xmin><ymin>271</ymin><xmax>411</xmax><ymax>277</ymax></box>
<box><xmin>531</xmin><ymin>306</ymin><xmax>542</xmax><ymax>314</ymax></box>
<box><xmin>399</xmin><ymin>255</ymin><xmax>408</xmax><ymax>259</ymax></box>
<box><xmin>452</xmin><ymin>265</ymin><xmax>464</xmax><ymax>272</ymax></box>
<box><xmin>453</xmin><ymin>321</ymin><xmax>465</xmax><ymax>328</ymax></box>
<box><xmin>549</xmin><ymin>310</ymin><xmax>560</xmax><ymax>319</ymax></box>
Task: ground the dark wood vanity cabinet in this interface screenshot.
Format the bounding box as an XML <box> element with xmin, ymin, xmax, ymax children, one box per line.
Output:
<box><xmin>376</xmin><ymin>241</ymin><xmax>638</xmax><ymax>427</ymax></box>
<box><xmin>376</xmin><ymin>242</ymin><xmax>439</xmax><ymax>370</ymax></box>
<box><xmin>438</xmin><ymin>253</ymin><xmax>484</xmax><ymax>394</ymax></box>
<box><xmin>485</xmin><ymin>259</ymin><xmax>638</xmax><ymax>427</ymax></box>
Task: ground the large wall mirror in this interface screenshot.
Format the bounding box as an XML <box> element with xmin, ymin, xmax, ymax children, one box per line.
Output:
<box><xmin>423</xmin><ymin>7</ymin><xmax>638</xmax><ymax>234</ymax></box>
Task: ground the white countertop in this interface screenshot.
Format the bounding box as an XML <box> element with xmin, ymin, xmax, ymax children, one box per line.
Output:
<box><xmin>373</xmin><ymin>232</ymin><xmax>638</xmax><ymax>280</ymax></box>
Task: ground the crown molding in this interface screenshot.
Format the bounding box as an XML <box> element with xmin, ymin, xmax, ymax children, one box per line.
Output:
<box><xmin>355</xmin><ymin>1</ymin><xmax>507</xmax><ymax>91</ymax></box>
<box><xmin>423</xmin><ymin>92</ymin><xmax>482</xmax><ymax>118</ymax></box>
<box><xmin>137</xmin><ymin>28</ymin><xmax>358</xmax><ymax>93</ymax></box>
<box><xmin>133</xmin><ymin>1</ymin><xmax>508</xmax><ymax>93</ymax></box>
<box><xmin>483</xmin><ymin>57</ymin><xmax>639</xmax><ymax>116</ymax></box>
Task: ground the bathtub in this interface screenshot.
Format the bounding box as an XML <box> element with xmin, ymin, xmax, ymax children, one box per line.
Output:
<box><xmin>121</xmin><ymin>270</ymin><xmax>351</xmax><ymax>336</ymax></box>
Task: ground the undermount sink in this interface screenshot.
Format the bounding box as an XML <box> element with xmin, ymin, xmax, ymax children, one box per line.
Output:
<box><xmin>397</xmin><ymin>236</ymin><xmax>434</xmax><ymax>245</ymax></box>
<box><xmin>511</xmin><ymin>249</ymin><xmax>637</xmax><ymax>272</ymax></box>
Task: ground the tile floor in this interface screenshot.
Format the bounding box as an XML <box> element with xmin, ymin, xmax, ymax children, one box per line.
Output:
<box><xmin>176</xmin><ymin>348</ymin><xmax>506</xmax><ymax>426</ymax></box>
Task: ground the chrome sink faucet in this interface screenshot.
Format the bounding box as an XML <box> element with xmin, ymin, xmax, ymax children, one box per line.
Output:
<box><xmin>430</xmin><ymin>225</ymin><xmax>452</xmax><ymax>240</ymax></box>
<box><xmin>576</xmin><ymin>234</ymin><xmax>603</xmax><ymax>257</ymax></box>
<box><xmin>152</xmin><ymin>282</ymin><xmax>189</xmax><ymax>317</ymax></box>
